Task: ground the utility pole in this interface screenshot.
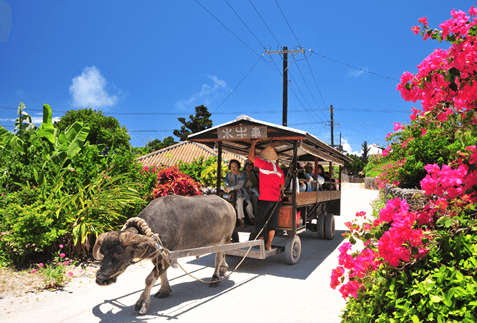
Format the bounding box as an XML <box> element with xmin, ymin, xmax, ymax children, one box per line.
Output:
<box><xmin>330</xmin><ymin>105</ymin><xmax>334</xmax><ymax>146</ymax></box>
<box><xmin>325</xmin><ymin>105</ymin><xmax>340</xmax><ymax>147</ymax></box>
<box><xmin>283</xmin><ymin>46</ymin><xmax>288</xmax><ymax>127</ymax></box>
<box><xmin>265</xmin><ymin>47</ymin><xmax>305</xmax><ymax>127</ymax></box>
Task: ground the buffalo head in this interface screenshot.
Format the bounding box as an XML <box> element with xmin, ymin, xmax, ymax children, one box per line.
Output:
<box><xmin>93</xmin><ymin>228</ymin><xmax>161</xmax><ymax>286</ymax></box>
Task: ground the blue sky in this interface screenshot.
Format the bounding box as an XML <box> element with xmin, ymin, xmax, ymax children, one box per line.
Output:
<box><xmin>1</xmin><ymin>1</ymin><xmax>474</xmax><ymax>155</ymax></box>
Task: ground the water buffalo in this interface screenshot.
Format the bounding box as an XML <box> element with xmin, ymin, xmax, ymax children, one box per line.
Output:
<box><xmin>92</xmin><ymin>194</ymin><xmax>236</xmax><ymax>314</ymax></box>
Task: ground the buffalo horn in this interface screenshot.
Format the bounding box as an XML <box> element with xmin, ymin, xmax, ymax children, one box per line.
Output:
<box><xmin>92</xmin><ymin>232</ymin><xmax>108</xmax><ymax>260</ymax></box>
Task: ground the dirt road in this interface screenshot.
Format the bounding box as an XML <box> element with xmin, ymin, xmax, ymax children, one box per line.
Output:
<box><xmin>0</xmin><ymin>183</ymin><xmax>379</xmax><ymax>323</ymax></box>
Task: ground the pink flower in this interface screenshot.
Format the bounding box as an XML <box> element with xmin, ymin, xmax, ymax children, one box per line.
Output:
<box><xmin>63</xmin><ymin>261</ymin><xmax>69</xmax><ymax>265</ymax></box>
<box><xmin>418</xmin><ymin>17</ymin><xmax>428</xmax><ymax>25</ymax></box>
<box><xmin>38</xmin><ymin>263</ymin><xmax>44</xmax><ymax>267</ymax></box>
<box><xmin>31</xmin><ymin>269</ymin><xmax>37</xmax><ymax>274</ymax></box>
<box><xmin>60</xmin><ymin>253</ymin><xmax>66</xmax><ymax>258</ymax></box>
<box><xmin>68</xmin><ymin>272</ymin><xmax>74</xmax><ymax>277</ymax></box>
<box><xmin>59</xmin><ymin>244</ymin><xmax>64</xmax><ymax>249</ymax></box>
<box><xmin>411</xmin><ymin>26</ymin><xmax>420</xmax><ymax>35</ymax></box>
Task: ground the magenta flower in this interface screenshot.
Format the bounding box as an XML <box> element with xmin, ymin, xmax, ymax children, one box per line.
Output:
<box><xmin>60</xmin><ymin>253</ymin><xmax>66</xmax><ymax>258</ymax></box>
<box><xmin>68</xmin><ymin>272</ymin><xmax>74</xmax><ymax>277</ymax></box>
<box><xmin>31</xmin><ymin>269</ymin><xmax>37</xmax><ymax>274</ymax></box>
<box><xmin>38</xmin><ymin>263</ymin><xmax>44</xmax><ymax>267</ymax></box>
<box><xmin>63</xmin><ymin>261</ymin><xmax>69</xmax><ymax>265</ymax></box>
<box><xmin>59</xmin><ymin>244</ymin><xmax>64</xmax><ymax>249</ymax></box>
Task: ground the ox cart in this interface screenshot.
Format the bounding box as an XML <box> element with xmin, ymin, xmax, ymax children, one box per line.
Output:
<box><xmin>186</xmin><ymin>115</ymin><xmax>353</xmax><ymax>265</ymax></box>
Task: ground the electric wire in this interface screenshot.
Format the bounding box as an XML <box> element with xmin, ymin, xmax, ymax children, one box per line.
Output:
<box><xmin>293</xmin><ymin>59</ymin><xmax>328</xmax><ymax>120</ymax></box>
<box><xmin>0</xmin><ymin>106</ymin><xmax>412</xmax><ymax>115</ymax></box>
<box><xmin>274</xmin><ymin>0</ymin><xmax>301</xmax><ymax>46</ymax></box>
<box><xmin>211</xmin><ymin>55</ymin><xmax>262</xmax><ymax>115</ymax></box>
<box><xmin>309</xmin><ymin>50</ymin><xmax>399</xmax><ymax>81</ymax></box>
<box><xmin>195</xmin><ymin>0</ymin><xmax>261</xmax><ymax>58</ymax></box>
<box><xmin>226</xmin><ymin>0</ymin><xmax>265</xmax><ymax>50</ymax></box>
<box><xmin>287</xmin><ymin>70</ymin><xmax>323</xmax><ymax>124</ymax></box>
<box><xmin>274</xmin><ymin>0</ymin><xmax>329</xmax><ymax>119</ymax></box>
<box><xmin>303</xmin><ymin>50</ymin><xmax>328</xmax><ymax>108</ymax></box>
<box><xmin>249</xmin><ymin>0</ymin><xmax>281</xmax><ymax>45</ymax></box>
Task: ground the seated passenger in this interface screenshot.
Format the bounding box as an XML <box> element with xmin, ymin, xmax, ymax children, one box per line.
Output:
<box><xmin>297</xmin><ymin>164</ymin><xmax>308</xmax><ymax>192</ymax></box>
<box><xmin>242</xmin><ymin>159</ymin><xmax>259</xmax><ymax>223</ymax></box>
<box><xmin>223</xmin><ymin>159</ymin><xmax>253</xmax><ymax>226</ymax></box>
<box><xmin>304</xmin><ymin>162</ymin><xmax>325</xmax><ymax>191</ymax></box>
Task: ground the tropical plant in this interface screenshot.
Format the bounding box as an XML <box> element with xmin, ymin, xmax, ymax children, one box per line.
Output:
<box><xmin>334</xmin><ymin>8</ymin><xmax>477</xmax><ymax>322</ymax></box>
<box><xmin>54</xmin><ymin>108</ymin><xmax>131</xmax><ymax>154</ymax></box>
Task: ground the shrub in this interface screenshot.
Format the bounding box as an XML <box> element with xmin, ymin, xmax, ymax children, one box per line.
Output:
<box><xmin>333</xmin><ymin>9</ymin><xmax>477</xmax><ymax>322</ymax></box>
<box><xmin>0</xmin><ymin>190</ymin><xmax>67</xmax><ymax>264</ymax></box>
<box><xmin>152</xmin><ymin>167</ymin><xmax>202</xmax><ymax>197</ymax></box>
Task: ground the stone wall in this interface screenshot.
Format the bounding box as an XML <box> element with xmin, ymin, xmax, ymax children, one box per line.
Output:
<box><xmin>383</xmin><ymin>184</ymin><xmax>431</xmax><ymax>212</ymax></box>
<box><xmin>364</xmin><ymin>177</ymin><xmax>378</xmax><ymax>190</ymax></box>
<box><xmin>341</xmin><ymin>174</ymin><xmax>365</xmax><ymax>183</ymax></box>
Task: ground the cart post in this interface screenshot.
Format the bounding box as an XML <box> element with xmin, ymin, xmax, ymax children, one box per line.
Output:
<box><xmin>291</xmin><ymin>141</ymin><xmax>298</xmax><ymax>232</ymax></box>
<box><xmin>216</xmin><ymin>141</ymin><xmax>222</xmax><ymax>196</ymax></box>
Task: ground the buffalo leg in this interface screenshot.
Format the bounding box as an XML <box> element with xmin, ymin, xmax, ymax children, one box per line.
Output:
<box><xmin>154</xmin><ymin>269</ymin><xmax>171</xmax><ymax>298</ymax></box>
<box><xmin>210</xmin><ymin>252</ymin><xmax>226</xmax><ymax>287</ymax></box>
<box><xmin>134</xmin><ymin>262</ymin><xmax>169</xmax><ymax>315</ymax></box>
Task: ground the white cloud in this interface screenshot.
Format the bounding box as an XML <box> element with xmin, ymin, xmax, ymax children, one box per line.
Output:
<box><xmin>347</xmin><ymin>68</ymin><xmax>368</xmax><ymax>78</ymax></box>
<box><xmin>341</xmin><ymin>138</ymin><xmax>382</xmax><ymax>156</ymax></box>
<box><xmin>31</xmin><ymin>116</ymin><xmax>61</xmax><ymax>125</ymax></box>
<box><xmin>176</xmin><ymin>75</ymin><xmax>229</xmax><ymax>110</ymax></box>
<box><xmin>69</xmin><ymin>66</ymin><xmax>119</xmax><ymax>109</ymax></box>
<box><xmin>341</xmin><ymin>138</ymin><xmax>361</xmax><ymax>155</ymax></box>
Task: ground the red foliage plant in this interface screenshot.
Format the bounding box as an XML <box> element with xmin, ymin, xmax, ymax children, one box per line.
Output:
<box><xmin>151</xmin><ymin>166</ymin><xmax>202</xmax><ymax>198</ymax></box>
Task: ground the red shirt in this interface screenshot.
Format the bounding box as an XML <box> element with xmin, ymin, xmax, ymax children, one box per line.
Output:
<box><xmin>254</xmin><ymin>157</ymin><xmax>284</xmax><ymax>201</ymax></box>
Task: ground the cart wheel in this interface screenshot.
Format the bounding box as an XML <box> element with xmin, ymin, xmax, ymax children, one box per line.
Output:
<box><xmin>284</xmin><ymin>235</ymin><xmax>301</xmax><ymax>265</ymax></box>
<box><xmin>324</xmin><ymin>213</ymin><xmax>335</xmax><ymax>240</ymax></box>
<box><xmin>316</xmin><ymin>213</ymin><xmax>326</xmax><ymax>239</ymax></box>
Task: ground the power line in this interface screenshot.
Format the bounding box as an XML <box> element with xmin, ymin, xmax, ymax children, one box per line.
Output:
<box><xmin>309</xmin><ymin>50</ymin><xmax>399</xmax><ymax>81</ymax></box>
<box><xmin>275</xmin><ymin>0</ymin><xmax>301</xmax><ymax>46</ymax></box>
<box><xmin>287</xmin><ymin>70</ymin><xmax>323</xmax><ymax>123</ymax></box>
<box><xmin>226</xmin><ymin>0</ymin><xmax>265</xmax><ymax>50</ymax></box>
<box><xmin>195</xmin><ymin>0</ymin><xmax>261</xmax><ymax>58</ymax></box>
<box><xmin>211</xmin><ymin>56</ymin><xmax>262</xmax><ymax>115</ymax></box>
<box><xmin>0</xmin><ymin>106</ymin><xmax>411</xmax><ymax>115</ymax></box>
<box><xmin>249</xmin><ymin>0</ymin><xmax>281</xmax><ymax>45</ymax></box>
<box><xmin>293</xmin><ymin>59</ymin><xmax>327</xmax><ymax>120</ymax></box>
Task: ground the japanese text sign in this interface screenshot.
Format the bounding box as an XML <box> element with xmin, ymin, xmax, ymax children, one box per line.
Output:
<box><xmin>217</xmin><ymin>125</ymin><xmax>267</xmax><ymax>140</ymax></box>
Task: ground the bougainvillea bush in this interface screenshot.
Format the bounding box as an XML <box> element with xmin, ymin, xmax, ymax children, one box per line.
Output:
<box><xmin>151</xmin><ymin>166</ymin><xmax>202</xmax><ymax>198</ymax></box>
<box><xmin>333</xmin><ymin>8</ymin><xmax>477</xmax><ymax>322</ymax></box>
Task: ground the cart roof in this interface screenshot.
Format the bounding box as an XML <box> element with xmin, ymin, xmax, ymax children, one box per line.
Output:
<box><xmin>188</xmin><ymin>115</ymin><xmax>353</xmax><ymax>166</ymax></box>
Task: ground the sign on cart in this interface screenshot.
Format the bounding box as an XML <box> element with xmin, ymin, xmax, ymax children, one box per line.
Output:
<box><xmin>218</xmin><ymin>125</ymin><xmax>267</xmax><ymax>140</ymax></box>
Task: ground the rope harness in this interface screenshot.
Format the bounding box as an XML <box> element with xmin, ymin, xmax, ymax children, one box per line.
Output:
<box><xmin>120</xmin><ymin>167</ymin><xmax>291</xmax><ymax>285</ymax></box>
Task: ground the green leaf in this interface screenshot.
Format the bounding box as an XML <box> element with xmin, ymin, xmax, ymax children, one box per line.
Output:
<box><xmin>412</xmin><ymin>315</ymin><xmax>420</xmax><ymax>323</ymax></box>
<box><xmin>449</xmin><ymin>82</ymin><xmax>458</xmax><ymax>92</ymax></box>
<box><xmin>431</xmin><ymin>295</ymin><xmax>443</xmax><ymax>303</ymax></box>
<box><xmin>36</xmin><ymin>104</ymin><xmax>55</xmax><ymax>145</ymax></box>
<box><xmin>449</xmin><ymin>67</ymin><xmax>461</xmax><ymax>76</ymax></box>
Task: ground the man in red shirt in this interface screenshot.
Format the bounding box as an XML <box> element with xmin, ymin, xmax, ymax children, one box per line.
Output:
<box><xmin>248</xmin><ymin>139</ymin><xmax>285</xmax><ymax>250</ymax></box>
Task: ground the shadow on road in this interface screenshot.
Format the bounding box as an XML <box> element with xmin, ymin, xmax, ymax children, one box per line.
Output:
<box><xmin>189</xmin><ymin>230</ymin><xmax>345</xmax><ymax>280</ymax></box>
<box><xmin>91</xmin><ymin>230</ymin><xmax>345</xmax><ymax>321</ymax></box>
<box><xmin>92</xmin><ymin>275</ymin><xmax>259</xmax><ymax>322</ymax></box>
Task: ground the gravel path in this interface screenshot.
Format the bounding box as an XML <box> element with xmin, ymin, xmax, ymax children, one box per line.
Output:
<box><xmin>0</xmin><ymin>183</ymin><xmax>379</xmax><ymax>323</ymax></box>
